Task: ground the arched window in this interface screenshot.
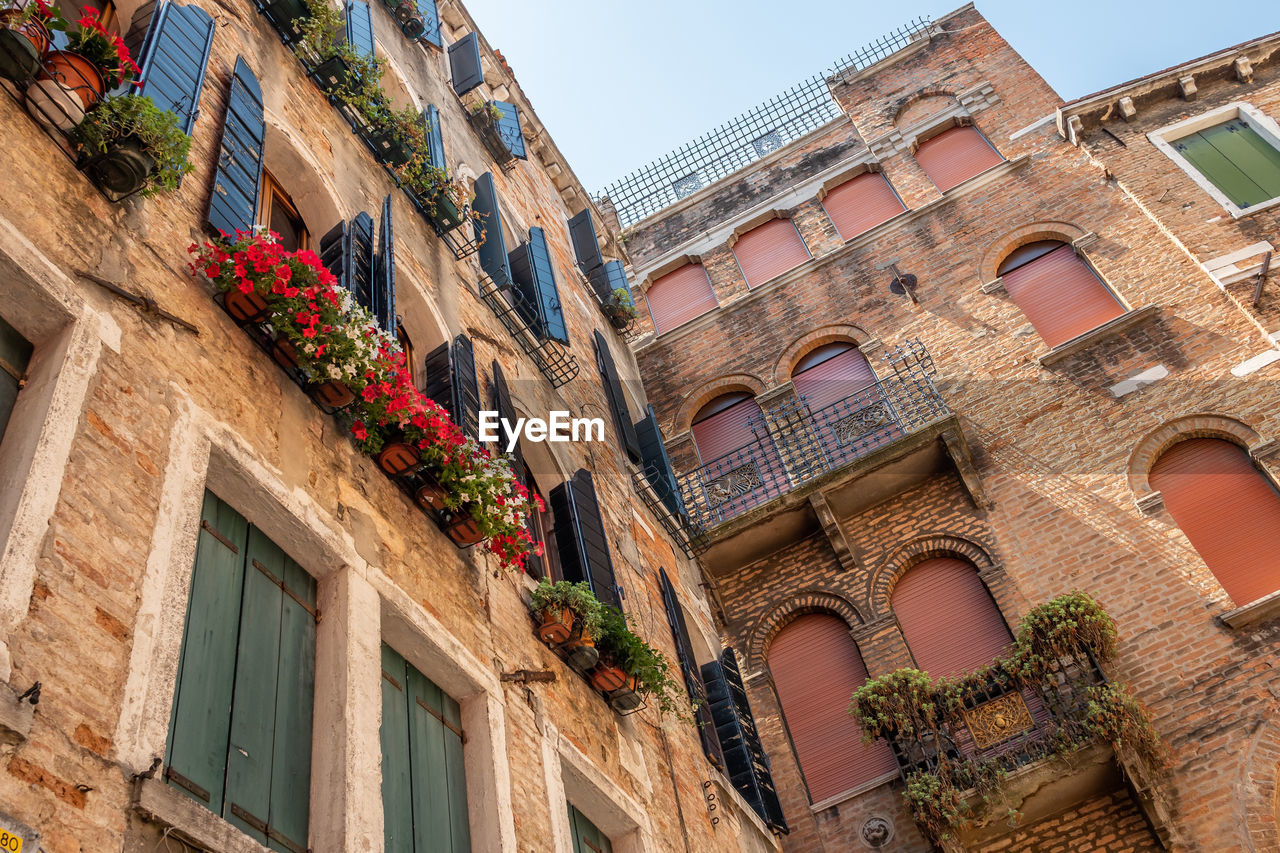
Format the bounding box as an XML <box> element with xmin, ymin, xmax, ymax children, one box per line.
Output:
<box><xmin>645</xmin><ymin>263</ymin><xmax>717</xmax><ymax>335</ymax></box>
<box><xmin>914</xmin><ymin>125</ymin><xmax>1003</xmax><ymax>192</ymax></box>
<box><xmin>821</xmin><ymin>171</ymin><xmax>905</xmax><ymax>240</ymax></box>
<box><xmin>691</xmin><ymin>393</ymin><xmax>785</xmax><ymax>519</ymax></box>
<box><xmin>791</xmin><ymin>343</ymin><xmax>876</xmax><ymax>411</ymax></box>
<box><xmin>791</xmin><ymin>343</ymin><xmax>901</xmax><ymax>464</ymax></box>
<box><xmin>892</xmin><ymin>557</ymin><xmax>1011</xmax><ymax>677</ymax></box>
<box><xmin>732</xmin><ymin>218</ymin><xmax>810</xmax><ymax>288</ymax></box>
<box><xmin>1149</xmin><ymin>438</ymin><xmax>1280</xmax><ymax>605</ymax></box>
<box><xmin>997</xmin><ymin>240</ymin><xmax>1124</xmax><ymax>348</ymax></box>
<box><xmin>768</xmin><ymin>614</ymin><xmax>897</xmax><ymax>802</ymax></box>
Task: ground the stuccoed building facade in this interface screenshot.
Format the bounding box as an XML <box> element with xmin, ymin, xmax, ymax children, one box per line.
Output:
<box><xmin>608</xmin><ymin>5</ymin><xmax>1280</xmax><ymax>853</ymax></box>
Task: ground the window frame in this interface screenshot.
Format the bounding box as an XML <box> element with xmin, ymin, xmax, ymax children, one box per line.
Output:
<box><xmin>909</xmin><ymin>118</ymin><xmax>1005</xmax><ymax>192</ymax></box>
<box><xmin>258</xmin><ymin>169</ymin><xmax>311</xmax><ymax>251</ymax></box>
<box><xmin>1148</xmin><ymin>102</ymin><xmax>1280</xmax><ymax>219</ymax></box>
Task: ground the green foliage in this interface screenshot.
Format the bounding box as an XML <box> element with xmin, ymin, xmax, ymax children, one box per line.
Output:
<box><xmin>296</xmin><ymin>0</ymin><xmax>385</xmax><ymax>111</ymax></box>
<box><xmin>529</xmin><ymin>579</ymin><xmax>605</xmax><ymax>638</ymax></box>
<box><xmin>604</xmin><ymin>287</ymin><xmax>637</xmax><ymax>321</ymax></box>
<box><xmin>595</xmin><ymin>608</ymin><xmax>689</xmax><ymax>720</ymax></box>
<box><xmin>71</xmin><ymin>94</ymin><xmax>192</xmax><ymax>195</ymax></box>
<box><xmin>1014</xmin><ymin>590</ymin><xmax>1117</xmax><ymax>670</ymax></box>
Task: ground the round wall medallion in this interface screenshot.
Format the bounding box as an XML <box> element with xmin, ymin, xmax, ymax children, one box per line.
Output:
<box><xmin>861</xmin><ymin>815</ymin><xmax>894</xmax><ymax>848</ymax></box>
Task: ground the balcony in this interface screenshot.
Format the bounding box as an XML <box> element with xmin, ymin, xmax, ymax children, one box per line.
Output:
<box><xmin>674</xmin><ymin>342</ymin><xmax>985</xmax><ymax>571</ymax></box>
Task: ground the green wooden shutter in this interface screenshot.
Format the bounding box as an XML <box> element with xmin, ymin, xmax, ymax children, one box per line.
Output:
<box><xmin>0</xmin><ymin>315</ymin><xmax>32</xmax><ymax>445</ymax></box>
<box><xmin>568</xmin><ymin>804</ymin><xmax>613</xmax><ymax>853</ymax></box>
<box><xmin>166</xmin><ymin>492</ymin><xmax>248</xmax><ymax>811</ymax></box>
<box><xmin>1175</xmin><ymin>119</ymin><xmax>1280</xmax><ymax>208</ymax></box>
<box><xmin>267</xmin><ymin>554</ymin><xmax>317</xmax><ymax>853</ymax></box>
<box><xmin>381</xmin><ymin>646</ymin><xmax>415</xmax><ymax>853</ymax></box>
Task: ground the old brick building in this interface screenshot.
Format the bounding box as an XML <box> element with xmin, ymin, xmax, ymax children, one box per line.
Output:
<box><xmin>0</xmin><ymin>0</ymin><xmax>1278</xmax><ymax>850</ymax></box>
<box><xmin>609</xmin><ymin>5</ymin><xmax>1280</xmax><ymax>852</ymax></box>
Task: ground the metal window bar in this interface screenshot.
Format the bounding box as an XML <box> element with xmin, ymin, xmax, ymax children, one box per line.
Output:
<box><xmin>594</xmin><ymin>16</ymin><xmax>931</xmax><ymax>227</ymax></box>
<box><xmin>476</xmin><ymin>273</ymin><xmax>579</xmax><ymax>388</ymax></box>
<box><xmin>629</xmin><ymin>468</ymin><xmax>708</xmax><ymax>557</ymax></box>
<box><xmin>465</xmin><ymin>102</ymin><xmax>518</xmax><ymax>171</ymax></box>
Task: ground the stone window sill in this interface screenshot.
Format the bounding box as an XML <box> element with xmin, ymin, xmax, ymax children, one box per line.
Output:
<box><xmin>1037</xmin><ymin>305</ymin><xmax>1160</xmax><ymax>366</ymax></box>
<box><xmin>808</xmin><ymin>771</ymin><xmax>898</xmax><ymax>813</ymax></box>
<box><xmin>133</xmin><ymin>777</ymin><xmax>272</xmax><ymax>853</ymax></box>
<box><xmin>1221</xmin><ymin>589</ymin><xmax>1280</xmax><ymax>629</ymax></box>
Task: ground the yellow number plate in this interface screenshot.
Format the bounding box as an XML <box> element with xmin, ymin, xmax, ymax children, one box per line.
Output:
<box><xmin>0</xmin><ymin>828</ymin><xmax>23</xmax><ymax>852</ymax></box>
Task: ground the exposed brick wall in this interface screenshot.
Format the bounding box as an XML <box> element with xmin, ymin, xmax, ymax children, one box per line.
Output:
<box><xmin>980</xmin><ymin>790</ymin><xmax>1162</xmax><ymax>852</ymax></box>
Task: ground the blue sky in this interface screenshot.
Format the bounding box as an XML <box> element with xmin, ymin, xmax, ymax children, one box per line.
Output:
<box><xmin>459</xmin><ymin>1</ymin><xmax>1276</xmax><ymax>192</ymax></box>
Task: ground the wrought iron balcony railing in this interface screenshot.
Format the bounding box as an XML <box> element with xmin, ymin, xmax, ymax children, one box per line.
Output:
<box><xmin>675</xmin><ymin>341</ymin><xmax>948</xmax><ymax>532</ymax></box>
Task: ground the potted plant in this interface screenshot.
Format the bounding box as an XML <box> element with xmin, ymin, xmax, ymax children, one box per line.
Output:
<box><xmin>27</xmin><ymin>4</ymin><xmax>124</xmax><ymax>131</ymax></box>
<box><xmin>602</xmin><ymin>287</ymin><xmax>638</xmax><ymax>330</ymax></box>
<box><xmin>468</xmin><ymin>100</ymin><xmax>518</xmax><ymax>163</ymax></box>
<box><xmin>71</xmin><ymin>93</ymin><xmax>191</xmax><ymax>197</ymax></box>
<box><xmin>297</xmin><ymin>0</ymin><xmax>385</xmax><ymax>103</ymax></box>
<box><xmin>593</xmin><ymin>609</ymin><xmax>687</xmax><ymax>717</ymax></box>
<box><xmin>384</xmin><ymin>0</ymin><xmax>423</xmax><ymax>38</ymax></box>
<box><xmin>0</xmin><ymin>1</ymin><xmax>58</xmax><ymax>82</ymax></box>
<box><xmin>529</xmin><ymin>580</ymin><xmax>604</xmax><ymax>647</ymax></box>
<box><xmin>397</xmin><ymin>154</ymin><xmax>469</xmax><ymax>231</ymax></box>
<box><xmin>362</xmin><ymin>101</ymin><xmax>425</xmax><ymax>169</ymax></box>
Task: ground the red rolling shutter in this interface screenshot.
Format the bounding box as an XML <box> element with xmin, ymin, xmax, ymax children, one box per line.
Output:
<box><xmin>914</xmin><ymin>126</ymin><xmax>1004</xmax><ymax>192</ymax></box>
<box><xmin>893</xmin><ymin>558</ymin><xmax>1012</xmax><ymax>678</ymax></box>
<box><xmin>691</xmin><ymin>396</ymin><xmax>761</xmax><ymax>464</ymax></box>
<box><xmin>791</xmin><ymin>345</ymin><xmax>876</xmax><ymax>411</ymax></box>
<box><xmin>732</xmin><ymin>219</ymin><xmax>810</xmax><ymax>288</ymax></box>
<box><xmin>768</xmin><ymin>615</ymin><xmax>898</xmax><ymax>803</ymax></box>
<box><xmin>646</xmin><ymin>264</ymin><xmax>717</xmax><ymax>335</ymax></box>
<box><xmin>821</xmin><ymin>172</ymin><xmax>905</xmax><ymax>240</ymax></box>
<box><xmin>1149</xmin><ymin>438</ymin><xmax>1280</xmax><ymax>606</ymax></box>
<box><xmin>1000</xmin><ymin>244</ymin><xmax>1124</xmax><ymax>348</ymax></box>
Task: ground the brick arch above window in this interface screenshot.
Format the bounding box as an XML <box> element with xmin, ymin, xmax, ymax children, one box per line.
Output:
<box><xmin>772</xmin><ymin>324</ymin><xmax>876</xmax><ymax>385</ymax></box>
<box><xmin>746</xmin><ymin>591</ymin><xmax>865</xmax><ymax>673</ymax></box>
<box><xmin>869</xmin><ymin>534</ymin><xmax>999</xmax><ymax>617</ymax></box>
<box><xmin>1127</xmin><ymin>413</ymin><xmax>1263</xmax><ymax>503</ymax></box>
<box><xmin>978</xmin><ymin>221</ymin><xmax>1090</xmax><ymax>284</ymax></box>
<box><xmin>892</xmin><ymin>89</ymin><xmax>960</xmax><ymax>128</ymax></box>
<box><xmin>672</xmin><ymin>373</ymin><xmax>768</xmax><ymax>436</ymax></box>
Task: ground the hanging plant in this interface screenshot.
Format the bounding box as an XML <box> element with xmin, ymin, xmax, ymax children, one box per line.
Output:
<box><xmin>71</xmin><ymin>93</ymin><xmax>192</xmax><ymax>196</ymax></box>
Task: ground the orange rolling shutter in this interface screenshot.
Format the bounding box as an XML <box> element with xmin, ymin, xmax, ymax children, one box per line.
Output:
<box><xmin>768</xmin><ymin>614</ymin><xmax>898</xmax><ymax>802</ymax></box>
<box><xmin>892</xmin><ymin>558</ymin><xmax>1012</xmax><ymax>678</ymax></box>
<box><xmin>791</xmin><ymin>345</ymin><xmax>876</xmax><ymax>412</ymax></box>
<box><xmin>1000</xmin><ymin>244</ymin><xmax>1124</xmax><ymax>348</ymax></box>
<box><xmin>914</xmin><ymin>126</ymin><xmax>1004</xmax><ymax>192</ymax></box>
<box><xmin>691</xmin><ymin>396</ymin><xmax>761</xmax><ymax>464</ymax></box>
<box><xmin>645</xmin><ymin>263</ymin><xmax>717</xmax><ymax>335</ymax></box>
<box><xmin>821</xmin><ymin>172</ymin><xmax>905</xmax><ymax>240</ymax></box>
<box><xmin>1149</xmin><ymin>438</ymin><xmax>1280</xmax><ymax>606</ymax></box>
<box><xmin>732</xmin><ymin>218</ymin><xmax>810</xmax><ymax>288</ymax></box>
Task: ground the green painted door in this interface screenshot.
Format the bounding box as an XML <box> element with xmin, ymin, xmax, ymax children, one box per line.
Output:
<box><xmin>0</xmin><ymin>314</ymin><xmax>32</xmax><ymax>445</ymax></box>
<box><xmin>1175</xmin><ymin>118</ymin><xmax>1280</xmax><ymax>208</ymax></box>
<box><xmin>568</xmin><ymin>804</ymin><xmax>613</xmax><ymax>853</ymax></box>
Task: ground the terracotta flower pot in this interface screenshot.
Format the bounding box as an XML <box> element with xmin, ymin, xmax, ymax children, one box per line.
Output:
<box><xmin>224</xmin><ymin>287</ymin><xmax>271</xmax><ymax>324</ymax></box>
<box><xmin>590</xmin><ymin>662</ymin><xmax>628</xmax><ymax>693</ymax></box>
<box><xmin>271</xmin><ymin>336</ymin><xmax>300</xmax><ymax>370</ymax></box>
<box><xmin>563</xmin><ymin>628</ymin><xmax>599</xmax><ymax>671</ymax></box>
<box><xmin>414</xmin><ymin>475</ymin><xmax>448</xmax><ymax>512</ymax></box>
<box><xmin>536</xmin><ymin>606</ymin><xmax>575</xmax><ymax>645</ymax></box>
<box><xmin>0</xmin><ymin>14</ymin><xmax>50</xmax><ymax>82</ymax></box>
<box><xmin>28</xmin><ymin>50</ymin><xmax>104</xmax><ymax>132</ymax></box>
<box><xmin>310</xmin><ymin>379</ymin><xmax>354</xmax><ymax>410</ymax></box>
<box><xmin>441</xmin><ymin>509</ymin><xmax>484</xmax><ymax>547</ymax></box>
<box><xmin>377</xmin><ymin>440</ymin><xmax>421</xmax><ymax>476</ymax></box>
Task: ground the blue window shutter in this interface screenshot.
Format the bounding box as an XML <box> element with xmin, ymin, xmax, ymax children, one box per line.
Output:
<box><xmin>567</xmin><ymin>209</ymin><xmax>604</xmax><ymax>275</ymax></box>
<box><xmin>508</xmin><ymin>227</ymin><xmax>569</xmax><ymax>344</ymax></box>
<box><xmin>206</xmin><ymin>56</ymin><xmax>265</xmax><ymax>239</ymax></box>
<box><xmin>550</xmin><ymin>470</ymin><xmax>621</xmax><ymax>611</ymax></box>
<box><xmin>424</xmin><ymin>105</ymin><xmax>446</xmax><ymax>171</ymax></box>
<box><xmin>635</xmin><ymin>405</ymin><xmax>685</xmax><ymax>519</ymax></box>
<box><xmin>416</xmin><ymin>0</ymin><xmax>441</xmax><ymax>47</ymax></box>
<box><xmin>131</xmin><ymin>1</ymin><xmax>214</xmax><ymax>134</ymax></box>
<box><xmin>659</xmin><ymin>568</ymin><xmax>723</xmax><ymax>769</ymax></box>
<box><xmin>447</xmin><ymin>32</ymin><xmax>483</xmax><ymax>95</ymax></box>
<box><xmin>588</xmin><ymin>260</ymin><xmax>631</xmax><ymax>305</ymax></box>
<box><xmin>319</xmin><ymin>220</ymin><xmax>352</xmax><ymax>290</ymax></box>
<box><xmin>375</xmin><ymin>195</ymin><xmax>397</xmax><ymax>333</ymax></box>
<box><xmin>450</xmin><ymin>334</ymin><xmax>481</xmax><ymax>440</ymax></box>
<box><xmin>320</xmin><ymin>213</ymin><xmax>377</xmax><ymax>316</ymax></box>
<box><xmin>345</xmin><ymin>0</ymin><xmax>376</xmax><ymax>60</ymax></box>
<box><xmin>472</xmin><ymin>173</ymin><xmax>511</xmax><ymax>286</ymax></box>
<box><xmin>593</xmin><ymin>330</ymin><xmax>640</xmax><ymax>462</ymax></box>
<box><xmin>491</xmin><ymin>101</ymin><xmax>526</xmax><ymax>160</ymax></box>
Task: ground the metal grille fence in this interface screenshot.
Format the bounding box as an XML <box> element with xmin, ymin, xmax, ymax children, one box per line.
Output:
<box><xmin>596</xmin><ymin>16</ymin><xmax>932</xmax><ymax>227</ymax></box>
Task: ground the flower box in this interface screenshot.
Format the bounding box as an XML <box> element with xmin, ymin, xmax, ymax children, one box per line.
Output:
<box><xmin>80</xmin><ymin>137</ymin><xmax>156</xmax><ymax>199</ymax></box>
<box><xmin>440</xmin><ymin>508</ymin><xmax>483</xmax><ymax>547</ymax></box>
<box><xmin>376</xmin><ymin>438</ymin><xmax>421</xmax><ymax>477</ymax></box>
<box><xmin>312</xmin><ymin>55</ymin><xmax>356</xmax><ymax>96</ymax></box>
<box><xmin>0</xmin><ymin>14</ymin><xmax>49</xmax><ymax>82</ymax></box>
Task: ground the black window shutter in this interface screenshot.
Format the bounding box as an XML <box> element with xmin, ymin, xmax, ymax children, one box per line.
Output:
<box><xmin>448</xmin><ymin>32</ymin><xmax>483</xmax><ymax>95</ymax></box>
<box><xmin>567</xmin><ymin>208</ymin><xmax>604</xmax><ymax>275</ymax></box>
<box><xmin>508</xmin><ymin>227</ymin><xmax>569</xmax><ymax>345</ymax></box>
<box><xmin>490</xmin><ymin>360</ymin><xmax>523</xmax><ymax>471</ymax></box>
<box><xmin>421</xmin><ymin>342</ymin><xmax>453</xmax><ymax>414</ymax></box>
<box><xmin>550</xmin><ymin>470</ymin><xmax>621</xmax><ymax>611</ymax></box>
<box><xmin>700</xmin><ymin>650</ymin><xmax>789</xmax><ymax>834</ymax></box>
<box><xmin>593</xmin><ymin>331</ymin><xmax>641</xmax><ymax>463</ymax></box>
<box><xmin>319</xmin><ymin>220</ymin><xmax>350</xmax><ymax>288</ymax></box>
<box><xmin>416</xmin><ymin>0</ymin><xmax>441</xmax><ymax>47</ymax></box>
<box><xmin>345</xmin><ymin>0</ymin><xmax>376</xmax><ymax>60</ymax></box>
<box><xmin>206</xmin><ymin>56</ymin><xmax>265</xmax><ymax>239</ymax></box>
<box><xmin>374</xmin><ymin>195</ymin><xmax>396</xmax><ymax>333</ymax></box>
<box><xmin>491</xmin><ymin>101</ymin><xmax>527</xmax><ymax>160</ymax></box>
<box><xmin>449</xmin><ymin>334</ymin><xmax>481</xmax><ymax>440</ymax></box>
<box><xmin>659</xmin><ymin>568</ymin><xmax>724</xmax><ymax>769</ymax></box>
<box><xmin>424</xmin><ymin>105</ymin><xmax>446</xmax><ymax>170</ymax></box>
<box><xmin>635</xmin><ymin>404</ymin><xmax>685</xmax><ymax>519</ymax></box>
<box><xmin>130</xmin><ymin>1</ymin><xmax>215</xmax><ymax>134</ymax></box>
<box><xmin>320</xmin><ymin>213</ymin><xmax>376</xmax><ymax>315</ymax></box>
<box><xmin>472</xmin><ymin>173</ymin><xmax>511</xmax><ymax>286</ymax></box>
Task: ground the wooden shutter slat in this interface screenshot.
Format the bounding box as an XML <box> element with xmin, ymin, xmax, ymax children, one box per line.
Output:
<box><xmin>206</xmin><ymin>56</ymin><xmax>264</xmax><ymax>239</ymax></box>
<box><xmin>441</xmin><ymin>690</ymin><xmax>469</xmax><ymax>853</ymax></box>
<box><xmin>893</xmin><ymin>557</ymin><xmax>1012</xmax><ymax>678</ymax></box>
<box><xmin>588</xmin><ymin>260</ymin><xmax>630</xmax><ymax>305</ymax></box>
<box><xmin>344</xmin><ymin>0</ymin><xmax>375</xmax><ymax>60</ymax></box>
<box><xmin>821</xmin><ymin>171</ymin><xmax>904</xmax><ymax>240</ymax></box>
<box><xmin>732</xmin><ymin>218</ymin><xmax>809</xmax><ymax>288</ymax></box>
<box><xmin>407</xmin><ymin>666</ymin><xmax>453</xmax><ymax>852</ymax></box>
<box><xmin>166</xmin><ymin>492</ymin><xmax>248</xmax><ymax>814</ymax></box>
<box><xmin>132</xmin><ymin>2</ymin><xmax>214</xmax><ymax>134</ymax></box>
<box><xmin>472</xmin><ymin>173</ymin><xmax>511</xmax><ymax>286</ymax></box>
<box><xmin>375</xmin><ymin>195</ymin><xmax>397</xmax><ymax>333</ymax></box>
<box><xmin>450</xmin><ymin>334</ymin><xmax>481</xmax><ymax>440</ymax></box>
<box><xmin>349</xmin><ymin>211</ymin><xmax>377</xmax><ymax>318</ymax></box>
<box><xmin>1000</xmin><ymin>244</ymin><xmax>1123</xmax><ymax>347</ymax></box>
<box><xmin>646</xmin><ymin>264</ymin><xmax>717</xmax><ymax>335</ymax></box>
<box><xmin>492</xmin><ymin>100</ymin><xmax>527</xmax><ymax>160</ymax></box>
<box><xmin>1177</xmin><ymin>120</ymin><xmax>1280</xmax><ymax>208</ymax></box>
<box><xmin>568</xmin><ymin>208</ymin><xmax>604</xmax><ymax>275</ymax></box>
<box><xmin>416</xmin><ymin>0</ymin><xmax>441</xmax><ymax>46</ymax></box>
<box><xmin>447</xmin><ymin>32</ymin><xmax>483</xmax><ymax>95</ymax></box>
<box><xmin>421</xmin><ymin>341</ymin><xmax>453</xmax><ymax>415</ymax></box>
<box><xmin>768</xmin><ymin>614</ymin><xmax>897</xmax><ymax>802</ymax></box>
<box><xmin>1150</xmin><ymin>438</ymin><xmax>1280</xmax><ymax>605</ymax></box>
<box><xmin>424</xmin><ymin>105</ymin><xmax>446</xmax><ymax>171</ymax></box>
<box><xmin>552</xmin><ymin>470</ymin><xmax>621</xmax><ymax>610</ymax></box>
<box><xmin>593</xmin><ymin>331</ymin><xmax>641</xmax><ymax>462</ymax></box>
<box><xmin>791</xmin><ymin>346</ymin><xmax>876</xmax><ymax>412</ymax></box>
<box><xmin>508</xmin><ymin>227</ymin><xmax>568</xmax><ymax>344</ymax></box>
<box><xmin>659</xmin><ymin>569</ymin><xmax>723</xmax><ymax>768</ymax></box>
<box><xmin>635</xmin><ymin>405</ymin><xmax>684</xmax><ymax>518</ymax></box>
<box><xmin>914</xmin><ymin>126</ymin><xmax>1004</xmax><ymax>192</ymax></box>
<box><xmin>380</xmin><ymin>645</ymin><xmax>415</xmax><ymax>853</ymax></box>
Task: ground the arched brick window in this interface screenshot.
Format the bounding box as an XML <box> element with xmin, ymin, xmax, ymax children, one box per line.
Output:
<box><xmin>691</xmin><ymin>394</ymin><xmax>785</xmax><ymax>519</ymax></box>
<box><xmin>768</xmin><ymin>614</ymin><xmax>897</xmax><ymax>802</ymax></box>
<box><xmin>645</xmin><ymin>263</ymin><xmax>717</xmax><ymax>335</ymax></box>
<box><xmin>791</xmin><ymin>343</ymin><xmax>900</xmax><ymax>464</ymax></box>
<box><xmin>892</xmin><ymin>557</ymin><xmax>1012</xmax><ymax>677</ymax></box>
<box><xmin>914</xmin><ymin>125</ymin><xmax>1003</xmax><ymax>192</ymax></box>
<box><xmin>997</xmin><ymin>240</ymin><xmax>1124</xmax><ymax>348</ymax></box>
<box><xmin>1149</xmin><ymin>437</ymin><xmax>1280</xmax><ymax>605</ymax></box>
<box><xmin>732</xmin><ymin>218</ymin><xmax>810</xmax><ymax>288</ymax></box>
